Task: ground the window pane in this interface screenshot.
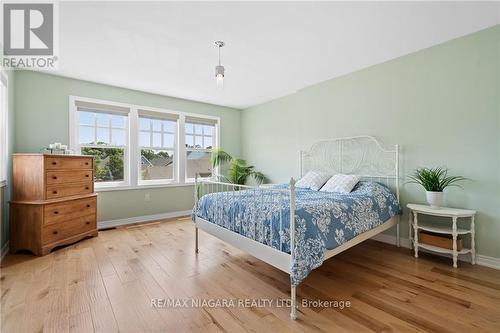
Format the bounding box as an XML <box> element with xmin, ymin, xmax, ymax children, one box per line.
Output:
<box><xmin>81</xmin><ymin>147</ymin><xmax>124</xmax><ymax>182</ymax></box>
<box><xmin>96</xmin><ymin>127</ymin><xmax>110</xmax><ymax>144</ymax></box>
<box><xmin>185</xmin><ymin>123</ymin><xmax>194</xmax><ymax>134</ymax></box>
<box><xmin>79</xmin><ymin>126</ymin><xmax>94</xmax><ymax>144</ymax></box>
<box><xmin>163</xmin><ymin>133</ymin><xmax>174</xmax><ymax>148</ymax></box>
<box><xmin>186</xmin><ymin>151</ymin><xmax>212</xmax><ymax>179</ymax></box>
<box><xmin>163</xmin><ymin>120</ymin><xmax>175</xmax><ymax>133</ymax></box>
<box><xmin>139</xmin><ymin>117</ymin><xmax>150</xmax><ymax>130</ymax></box>
<box><xmin>79</xmin><ymin>111</ymin><xmax>94</xmax><ymax>125</ymax></box>
<box><xmin>139</xmin><ymin>131</ymin><xmax>150</xmax><ymax>147</ymax></box>
<box><xmin>111</xmin><ymin>129</ymin><xmax>125</xmax><ymax>146</ymax></box>
<box><xmin>203</xmin><ymin>125</ymin><xmax>214</xmax><ymax>136</ymax></box>
<box><xmin>186</xmin><ymin>135</ymin><xmax>194</xmax><ymax>148</ymax></box>
<box><xmin>111</xmin><ymin>115</ymin><xmax>125</xmax><ymax>128</ymax></box>
<box><xmin>152</xmin><ymin>119</ymin><xmax>162</xmax><ymax>131</ymax></box>
<box><xmin>194</xmin><ymin>124</ymin><xmax>203</xmax><ymax>135</ymax></box>
<box><xmin>140</xmin><ymin>149</ymin><xmax>174</xmax><ymax>181</ymax></box>
<box><xmin>96</xmin><ymin>113</ymin><xmax>110</xmax><ymax>126</ymax></box>
<box><xmin>204</xmin><ymin>136</ymin><xmax>213</xmax><ymax>149</ymax></box>
<box><xmin>152</xmin><ymin>132</ymin><xmax>161</xmax><ymax>147</ymax></box>
<box><xmin>194</xmin><ymin>135</ymin><xmax>203</xmax><ymax>148</ymax></box>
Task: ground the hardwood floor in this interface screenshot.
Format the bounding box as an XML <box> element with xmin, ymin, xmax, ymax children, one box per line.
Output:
<box><xmin>2</xmin><ymin>216</ymin><xmax>500</xmax><ymax>332</ymax></box>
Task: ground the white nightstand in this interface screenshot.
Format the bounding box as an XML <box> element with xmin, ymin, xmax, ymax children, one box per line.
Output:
<box><xmin>407</xmin><ymin>204</ymin><xmax>476</xmax><ymax>268</ymax></box>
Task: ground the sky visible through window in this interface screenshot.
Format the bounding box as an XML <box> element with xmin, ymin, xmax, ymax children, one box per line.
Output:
<box><xmin>79</xmin><ymin>111</ymin><xmax>126</xmax><ymax>146</ymax></box>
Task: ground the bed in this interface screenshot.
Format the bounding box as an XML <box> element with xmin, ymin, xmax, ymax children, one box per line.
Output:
<box><xmin>192</xmin><ymin>136</ymin><xmax>401</xmax><ymax>320</ymax></box>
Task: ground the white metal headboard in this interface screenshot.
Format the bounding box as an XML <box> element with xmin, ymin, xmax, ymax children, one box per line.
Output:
<box><xmin>300</xmin><ymin>136</ymin><xmax>400</xmax><ymax>202</ymax></box>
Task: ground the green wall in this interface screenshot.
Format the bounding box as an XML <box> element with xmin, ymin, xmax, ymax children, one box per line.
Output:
<box><xmin>1</xmin><ymin>69</ymin><xmax>15</xmax><ymax>251</ymax></box>
<box><xmin>14</xmin><ymin>71</ymin><xmax>241</xmax><ymax>222</ymax></box>
<box><xmin>241</xmin><ymin>26</ymin><xmax>500</xmax><ymax>259</ymax></box>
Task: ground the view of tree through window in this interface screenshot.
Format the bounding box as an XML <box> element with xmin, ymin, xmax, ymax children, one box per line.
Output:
<box><xmin>78</xmin><ymin>110</ymin><xmax>127</xmax><ymax>183</ymax></box>
<box><xmin>139</xmin><ymin>116</ymin><xmax>176</xmax><ymax>182</ymax></box>
<box><xmin>81</xmin><ymin>146</ymin><xmax>124</xmax><ymax>182</ymax></box>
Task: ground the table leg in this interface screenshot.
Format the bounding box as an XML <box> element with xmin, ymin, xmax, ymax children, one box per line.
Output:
<box><xmin>452</xmin><ymin>217</ymin><xmax>458</xmax><ymax>268</ymax></box>
<box><xmin>408</xmin><ymin>210</ymin><xmax>413</xmax><ymax>250</ymax></box>
<box><xmin>471</xmin><ymin>215</ymin><xmax>476</xmax><ymax>265</ymax></box>
<box><xmin>413</xmin><ymin>212</ymin><xmax>419</xmax><ymax>258</ymax></box>
<box><xmin>396</xmin><ymin>215</ymin><xmax>400</xmax><ymax>248</ymax></box>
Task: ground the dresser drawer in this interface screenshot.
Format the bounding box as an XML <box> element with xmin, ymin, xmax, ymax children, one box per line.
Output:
<box><xmin>46</xmin><ymin>182</ymin><xmax>93</xmax><ymax>199</ymax></box>
<box><xmin>42</xmin><ymin>214</ymin><xmax>96</xmax><ymax>245</ymax></box>
<box><xmin>44</xmin><ymin>196</ymin><xmax>96</xmax><ymax>225</ymax></box>
<box><xmin>45</xmin><ymin>156</ymin><xmax>93</xmax><ymax>170</ymax></box>
<box><xmin>46</xmin><ymin>170</ymin><xmax>93</xmax><ymax>185</ymax></box>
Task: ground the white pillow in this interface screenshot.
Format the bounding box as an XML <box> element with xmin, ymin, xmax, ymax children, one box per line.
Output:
<box><xmin>320</xmin><ymin>174</ymin><xmax>360</xmax><ymax>193</ymax></box>
<box><xmin>296</xmin><ymin>171</ymin><xmax>331</xmax><ymax>191</ymax></box>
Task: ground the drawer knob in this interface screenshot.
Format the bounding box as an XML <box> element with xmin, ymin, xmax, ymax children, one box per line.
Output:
<box><xmin>86</xmin><ymin>221</ymin><xmax>90</xmax><ymax>225</ymax></box>
<box><xmin>52</xmin><ymin>176</ymin><xmax>57</xmax><ymax>180</ymax></box>
<box><xmin>52</xmin><ymin>161</ymin><xmax>57</xmax><ymax>165</ymax></box>
<box><xmin>85</xmin><ymin>186</ymin><xmax>89</xmax><ymax>190</ymax></box>
<box><xmin>54</xmin><ymin>211</ymin><xmax>59</xmax><ymax>215</ymax></box>
<box><xmin>53</xmin><ymin>231</ymin><xmax>58</xmax><ymax>235</ymax></box>
<box><xmin>85</xmin><ymin>174</ymin><xmax>89</xmax><ymax>178</ymax></box>
<box><xmin>86</xmin><ymin>204</ymin><xmax>91</xmax><ymax>208</ymax></box>
<box><xmin>85</xmin><ymin>162</ymin><xmax>89</xmax><ymax>165</ymax></box>
<box><xmin>52</xmin><ymin>190</ymin><xmax>58</xmax><ymax>194</ymax></box>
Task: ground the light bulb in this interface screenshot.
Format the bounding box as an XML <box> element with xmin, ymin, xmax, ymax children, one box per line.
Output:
<box><xmin>216</xmin><ymin>74</ymin><xmax>224</xmax><ymax>88</ymax></box>
<box><xmin>215</xmin><ymin>65</ymin><xmax>224</xmax><ymax>89</ymax></box>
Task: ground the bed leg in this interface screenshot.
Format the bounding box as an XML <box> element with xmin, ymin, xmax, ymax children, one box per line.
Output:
<box><xmin>195</xmin><ymin>227</ymin><xmax>199</xmax><ymax>254</ymax></box>
<box><xmin>396</xmin><ymin>216</ymin><xmax>400</xmax><ymax>248</ymax></box>
<box><xmin>290</xmin><ymin>285</ymin><xmax>297</xmax><ymax>320</ymax></box>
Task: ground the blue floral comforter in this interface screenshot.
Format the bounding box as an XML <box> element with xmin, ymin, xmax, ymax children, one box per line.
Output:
<box><xmin>193</xmin><ymin>181</ymin><xmax>401</xmax><ymax>286</ymax></box>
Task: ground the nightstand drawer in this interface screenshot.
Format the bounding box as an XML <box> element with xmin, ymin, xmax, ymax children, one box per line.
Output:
<box><xmin>42</xmin><ymin>214</ymin><xmax>96</xmax><ymax>245</ymax></box>
<box><xmin>46</xmin><ymin>170</ymin><xmax>93</xmax><ymax>185</ymax></box>
<box><xmin>44</xmin><ymin>196</ymin><xmax>96</xmax><ymax>225</ymax></box>
<box><xmin>46</xmin><ymin>182</ymin><xmax>93</xmax><ymax>199</ymax></box>
<box><xmin>45</xmin><ymin>156</ymin><xmax>93</xmax><ymax>170</ymax></box>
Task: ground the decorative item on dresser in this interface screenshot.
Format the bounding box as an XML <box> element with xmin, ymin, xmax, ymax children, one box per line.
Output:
<box><xmin>407</xmin><ymin>203</ymin><xmax>476</xmax><ymax>268</ymax></box>
<box><xmin>10</xmin><ymin>154</ymin><xmax>98</xmax><ymax>256</ymax></box>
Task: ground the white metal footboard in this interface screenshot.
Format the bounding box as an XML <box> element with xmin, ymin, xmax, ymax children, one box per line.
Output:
<box><xmin>193</xmin><ymin>175</ymin><xmax>299</xmax><ymax>319</ymax></box>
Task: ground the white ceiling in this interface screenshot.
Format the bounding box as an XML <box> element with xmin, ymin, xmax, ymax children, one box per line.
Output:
<box><xmin>50</xmin><ymin>1</ymin><xmax>499</xmax><ymax>109</ymax></box>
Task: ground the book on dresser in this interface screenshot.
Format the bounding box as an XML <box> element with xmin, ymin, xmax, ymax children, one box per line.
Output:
<box><xmin>10</xmin><ymin>154</ymin><xmax>98</xmax><ymax>256</ymax></box>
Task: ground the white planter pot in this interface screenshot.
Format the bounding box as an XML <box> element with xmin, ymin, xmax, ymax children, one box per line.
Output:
<box><xmin>426</xmin><ymin>191</ymin><xmax>443</xmax><ymax>209</ymax></box>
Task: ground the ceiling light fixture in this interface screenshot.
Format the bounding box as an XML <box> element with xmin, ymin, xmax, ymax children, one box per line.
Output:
<box><xmin>214</xmin><ymin>41</ymin><xmax>225</xmax><ymax>88</ymax></box>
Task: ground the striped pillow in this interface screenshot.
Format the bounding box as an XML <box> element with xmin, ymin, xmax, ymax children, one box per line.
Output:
<box><xmin>296</xmin><ymin>171</ymin><xmax>331</xmax><ymax>191</ymax></box>
<box><xmin>320</xmin><ymin>174</ymin><xmax>360</xmax><ymax>193</ymax></box>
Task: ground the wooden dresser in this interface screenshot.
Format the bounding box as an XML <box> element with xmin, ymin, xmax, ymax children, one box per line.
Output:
<box><xmin>10</xmin><ymin>154</ymin><xmax>98</xmax><ymax>255</ymax></box>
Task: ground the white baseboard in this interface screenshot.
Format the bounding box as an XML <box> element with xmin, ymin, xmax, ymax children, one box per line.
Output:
<box><xmin>1</xmin><ymin>241</ymin><xmax>9</xmax><ymax>261</ymax></box>
<box><xmin>371</xmin><ymin>234</ymin><xmax>500</xmax><ymax>270</ymax></box>
<box><xmin>98</xmin><ymin>210</ymin><xmax>192</xmax><ymax>230</ymax></box>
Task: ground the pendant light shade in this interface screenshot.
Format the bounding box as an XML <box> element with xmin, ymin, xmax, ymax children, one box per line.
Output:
<box><xmin>214</xmin><ymin>41</ymin><xmax>225</xmax><ymax>88</ymax></box>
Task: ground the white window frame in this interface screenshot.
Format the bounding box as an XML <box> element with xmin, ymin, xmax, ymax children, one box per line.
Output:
<box><xmin>0</xmin><ymin>71</ymin><xmax>8</xmax><ymax>187</ymax></box>
<box><xmin>69</xmin><ymin>96</ymin><xmax>220</xmax><ymax>191</ymax></box>
<box><xmin>137</xmin><ymin>113</ymin><xmax>178</xmax><ymax>186</ymax></box>
<box><xmin>184</xmin><ymin>120</ymin><xmax>218</xmax><ymax>183</ymax></box>
<box><xmin>70</xmin><ymin>96</ymin><xmax>131</xmax><ymax>189</ymax></box>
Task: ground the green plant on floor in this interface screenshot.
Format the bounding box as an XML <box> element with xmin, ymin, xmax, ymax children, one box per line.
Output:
<box><xmin>406</xmin><ymin>167</ymin><xmax>467</xmax><ymax>192</ymax></box>
<box><xmin>210</xmin><ymin>148</ymin><xmax>266</xmax><ymax>185</ymax></box>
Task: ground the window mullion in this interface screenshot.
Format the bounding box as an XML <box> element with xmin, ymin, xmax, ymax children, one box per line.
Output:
<box><xmin>178</xmin><ymin>115</ymin><xmax>186</xmax><ymax>184</ymax></box>
<box><xmin>129</xmin><ymin>108</ymin><xmax>138</xmax><ymax>187</ymax></box>
<box><xmin>93</xmin><ymin>113</ymin><xmax>97</xmax><ymax>144</ymax></box>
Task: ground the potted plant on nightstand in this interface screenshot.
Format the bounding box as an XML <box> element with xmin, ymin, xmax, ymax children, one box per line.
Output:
<box><xmin>407</xmin><ymin>167</ymin><xmax>467</xmax><ymax>209</ymax></box>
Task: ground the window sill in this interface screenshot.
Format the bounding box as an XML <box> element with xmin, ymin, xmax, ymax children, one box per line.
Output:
<box><xmin>95</xmin><ymin>182</ymin><xmax>194</xmax><ymax>192</ymax></box>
